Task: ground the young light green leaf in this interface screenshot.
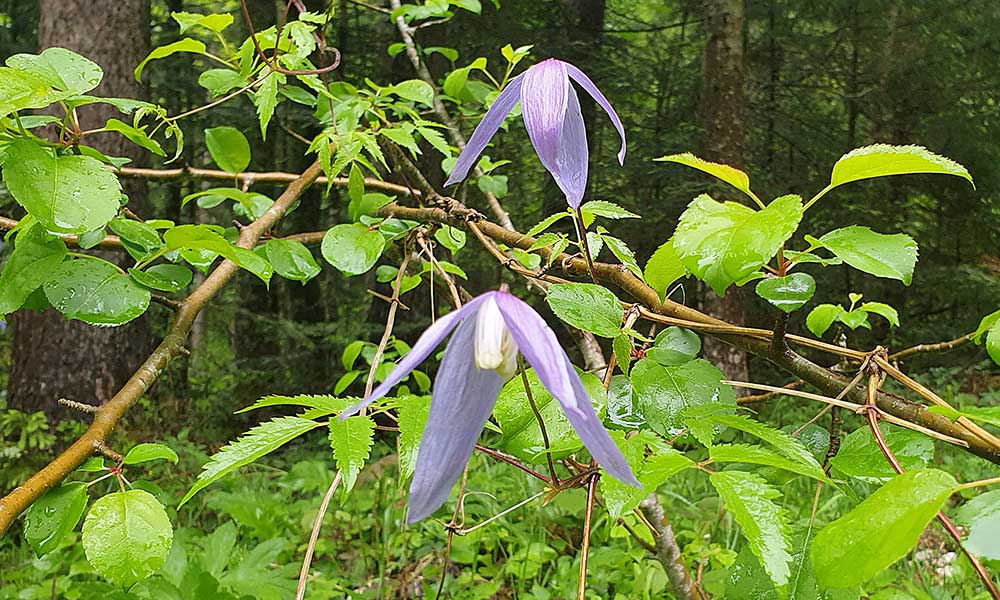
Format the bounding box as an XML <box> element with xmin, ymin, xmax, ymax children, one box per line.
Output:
<box><xmin>600</xmin><ymin>432</ymin><xmax>693</xmax><ymax>519</ymax></box>
<box><xmin>105</xmin><ymin>118</ymin><xmax>165</xmax><ymax>156</ymax></box>
<box><xmin>755</xmin><ymin>273</ymin><xmax>816</xmax><ymax>313</ymax></box>
<box><xmin>3</xmin><ymin>139</ymin><xmax>122</xmax><ymax>234</ymax></box>
<box><xmin>264</xmin><ymin>239</ymin><xmax>321</xmax><ymax>283</ymax></box>
<box><xmin>180</xmin><ymin>416</ymin><xmax>322</xmax><ymax>506</ymax></box>
<box><xmin>171</xmin><ymin>11</ymin><xmax>234</xmax><ymax>33</ymax></box>
<box><xmin>204</xmin><ymin>126</ymin><xmax>251</xmax><ymax>173</ymax></box>
<box><xmin>82</xmin><ymin>490</ymin><xmax>173</xmax><ymax>588</ymax></box>
<box><xmin>43</xmin><ymin>259</ymin><xmax>151</xmax><ymax>325</ymax></box>
<box><xmin>656</xmin><ymin>153</ymin><xmax>757</xmax><ymax>201</ymax></box>
<box><xmin>674</xmin><ymin>194</ymin><xmax>803</xmax><ymax>295</ymax></box>
<box><xmin>163</xmin><ymin>225</ymin><xmax>273</xmax><ymax>283</ymax></box>
<box><xmin>321</xmin><ymin>224</ymin><xmax>385</xmax><ymax>276</ymax></box>
<box><xmin>811</xmin><ymin>469</ymin><xmax>958</xmax><ymax>589</ymax></box>
<box><xmin>987</xmin><ymin>322</ymin><xmax>1000</xmax><ymax>366</ymax></box>
<box><xmin>525</xmin><ymin>211</ymin><xmax>571</xmax><ymax>237</ymax></box>
<box><xmin>6</xmin><ymin>47</ymin><xmax>102</xmax><ymax>94</ymax></box>
<box><xmin>123</xmin><ymin>443</ymin><xmax>179</xmax><ymax>465</ymax></box>
<box><xmin>23</xmin><ymin>482</ymin><xmax>88</xmax><ymax>557</ymax></box>
<box><xmin>954</xmin><ymin>490</ymin><xmax>1000</xmax><ymax>560</ymax></box>
<box><xmin>601</xmin><ymin>234</ymin><xmax>643</xmax><ymax>278</ymax></box>
<box><xmin>815</xmin><ymin>226</ymin><xmax>917</xmax><ymax>285</ymax></box>
<box><xmin>710</xmin><ymin>471</ymin><xmax>792</xmax><ymax>589</ymax></box>
<box><xmin>387</xmin><ymin>79</ymin><xmax>435</xmax><ymax>107</ymax></box>
<box><xmin>829</xmin><ymin>144</ymin><xmax>973</xmax><ymax>190</ymax></box>
<box><xmin>805</xmin><ymin>304</ymin><xmax>845</xmax><ymax>338</ymax></box>
<box><xmin>644</xmin><ymin>237</ymin><xmax>687</xmax><ymax>301</ymax></box>
<box><xmin>632</xmin><ymin>358</ymin><xmax>735</xmax><ymax>436</ymax></box>
<box><xmin>329</xmin><ymin>413</ymin><xmax>375</xmax><ymax>494</ymax></box>
<box><xmin>545</xmin><ymin>282</ymin><xmax>624</xmax><ymax>338</ymax></box>
<box><xmin>612</xmin><ymin>334</ymin><xmax>632</xmax><ymax>378</ymax></box>
<box><xmin>254</xmin><ymin>69</ymin><xmax>283</xmax><ymax>138</ymax></box>
<box><xmin>397</xmin><ymin>395</ymin><xmax>431</xmax><ymax>479</ymax></box>
<box><xmin>858</xmin><ymin>301</ymin><xmax>899</xmax><ymax>327</ymax></box>
<box><xmin>0</xmin><ymin>224</ymin><xmax>67</xmax><ymax>315</ymax></box>
<box><xmin>134</xmin><ymin>38</ymin><xmax>208</xmax><ymax>81</ymax></box>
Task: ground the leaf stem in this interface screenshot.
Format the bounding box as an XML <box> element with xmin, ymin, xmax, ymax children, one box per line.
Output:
<box><xmin>573</xmin><ymin>208</ymin><xmax>599</xmax><ymax>284</ymax></box>
<box><xmin>519</xmin><ymin>357</ymin><xmax>559</xmax><ymax>486</ymax></box>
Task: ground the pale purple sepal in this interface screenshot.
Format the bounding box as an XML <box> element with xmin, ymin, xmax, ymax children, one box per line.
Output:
<box><xmin>564</xmin><ymin>63</ymin><xmax>627</xmax><ymax>165</ymax></box>
<box><xmin>443</xmin><ymin>75</ymin><xmax>524</xmax><ymax>188</ymax></box>
<box><xmin>407</xmin><ymin>317</ymin><xmax>504</xmax><ymax>523</ymax></box>
<box><xmin>494</xmin><ymin>292</ymin><xmax>639</xmax><ymax>486</ymax></box>
<box><xmin>338</xmin><ymin>294</ymin><xmax>491</xmax><ymax>419</ymax></box>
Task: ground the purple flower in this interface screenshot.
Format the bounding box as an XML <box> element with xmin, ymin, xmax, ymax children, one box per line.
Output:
<box><xmin>443</xmin><ymin>58</ymin><xmax>626</xmax><ymax>209</ymax></box>
<box><xmin>340</xmin><ymin>290</ymin><xmax>638</xmax><ymax>523</ymax></box>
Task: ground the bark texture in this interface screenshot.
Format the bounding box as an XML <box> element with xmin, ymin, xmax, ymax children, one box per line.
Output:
<box><xmin>698</xmin><ymin>0</ymin><xmax>749</xmax><ymax>383</ymax></box>
<box><xmin>8</xmin><ymin>1</ymin><xmax>152</xmax><ymax>416</ymax></box>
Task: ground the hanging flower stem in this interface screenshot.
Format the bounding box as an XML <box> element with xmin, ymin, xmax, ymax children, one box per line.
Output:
<box><xmin>573</xmin><ymin>208</ymin><xmax>599</xmax><ymax>284</ymax></box>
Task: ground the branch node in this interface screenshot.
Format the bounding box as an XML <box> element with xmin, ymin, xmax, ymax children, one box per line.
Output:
<box><xmin>92</xmin><ymin>441</ymin><xmax>123</xmax><ymax>464</ymax></box>
<box><xmin>58</xmin><ymin>398</ymin><xmax>98</xmax><ymax>414</ymax></box>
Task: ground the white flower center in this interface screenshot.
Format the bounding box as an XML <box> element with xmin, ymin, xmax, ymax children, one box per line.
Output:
<box><xmin>474</xmin><ymin>297</ymin><xmax>518</xmax><ymax>379</ymax></box>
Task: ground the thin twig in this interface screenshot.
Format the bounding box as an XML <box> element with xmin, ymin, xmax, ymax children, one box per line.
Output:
<box><xmin>577</xmin><ymin>472</ymin><xmax>599</xmax><ymax>600</ymax></box>
<box><xmin>889</xmin><ymin>334</ymin><xmax>973</xmax><ymax>361</ymax></box>
<box><xmin>295</xmin><ymin>471</ymin><xmax>343</xmax><ymax>600</ymax></box>
<box><xmin>520</xmin><ymin>357</ymin><xmax>559</xmax><ymax>485</ymax></box>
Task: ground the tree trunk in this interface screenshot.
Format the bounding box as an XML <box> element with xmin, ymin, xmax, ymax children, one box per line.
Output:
<box><xmin>7</xmin><ymin>1</ymin><xmax>152</xmax><ymax>417</ymax></box>
<box><xmin>698</xmin><ymin>0</ymin><xmax>749</xmax><ymax>383</ymax></box>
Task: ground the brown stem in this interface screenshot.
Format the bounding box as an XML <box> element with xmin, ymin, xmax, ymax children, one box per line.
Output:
<box><xmin>639</xmin><ymin>494</ymin><xmax>704</xmax><ymax>600</ymax></box>
<box><xmin>295</xmin><ymin>471</ymin><xmax>343</xmax><ymax>600</ymax></box>
<box><xmin>574</xmin><ymin>208</ymin><xmax>600</xmax><ymax>285</ymax></box>
<box><xmin>520</xmin><ymin>358</ymin><xmax>559</xmax><ymax>485</ymax></box>
<box><xmin>577</xmin><ymin>472</ymin><xmax>599</xmax><ymax>600</ymax></box>
<box><xmin>890</xmin><ymin>334</ymin><xmax>973</xmax><ymax>361</ymax></box>
<box><xmin>0</xmin><ymin>161</ymin><xmax>325</xmax><ymax>535</ymax></box>
<box><xmin>473</xmin><ymin>445</ymin><xmax>550</xmax><ymax>484</ymax></box>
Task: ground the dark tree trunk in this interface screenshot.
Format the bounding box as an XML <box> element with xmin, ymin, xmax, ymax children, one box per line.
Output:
<box><xmin>698</xmin><ymin>0</ymin><xmax>749</xmax><ymax>383</ymax></box>
<box><xmin>7</xmin><ymin>1</ymin><xmax>152</xmax><ymax>417</ymax></box>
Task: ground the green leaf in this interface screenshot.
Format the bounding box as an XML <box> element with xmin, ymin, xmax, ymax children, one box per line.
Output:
<box><xmin>7</xmin><ymin>47</ymin><xmax>101</xmax><ymax>94</ymax></box>
<box><xmin>493</xmin><ymin>368</ymin><xmax>606</xmax><ymax>463</ymax></box>
<box><xmin>987</xmin><ymin>322</ymin><xmax>1000</xmax><ymax>366</ymax></box>
<box><xmin>254</xmin><ymin>69</ymin><xmax>282</xmax><ymax>138</ymax></box>
<box><xmin>954</xmin><ymin>490</ymin><xmax>1000</xmax><ymax>560</ymax></box>
<box><xmin>171</xmin><ymin>11</ymin><xmax>234</xmax><ymax>33</ymax></box>
<box><xmin>264</xmin><ymin>239</ymin><xmax>321</xmax><ymax>283</ymax></box>
<box><xmin>710</xmin><ymin>471</ymin><xmax>791</xmax><ymax>589</ymax></box>
<box><xmin>674</xmin><ymin>194</ymin><xmax>803</xmax><ymax>295</ymax></box>
<box><xmin>707</xmin><ymin>414</ymin><xmax>827</xmax><ymax>479</ymax></box>
<box><xmin>82</xmin><ymin>490</ymin><xmax>173</xmax><ymax>588</ymax></box>
<box><xmin>545</xmin><ymin>282</ymin><xmax>623</xmax><ymax>338</ymax></box>
<box><xmin>600</xmin><ymin>432</ymin><xmax>692</xmax><ymax>519</ymax></box>
<box><xmin>525</xmin><ymin>211</ymin><xmax>571</xmax><ymax>237</ymax></box>
<box><xmin>43</xmin><ymin>259</ymin><xmax>151</xmax><ymax>325</ymax></box>
<box><xmin>163</xmin><ymin>225</ymin><xmax>272</xmax><ymax>283</ymax></box>
<box><xmin>124</xmin><ymin>443</ymin><xmax>179</xmax><ymax>465</ymax></box>
<box><xmin>321</xmin><ymin>223</ymin><xmax>385</xmax><ymax>276</ymax></box>
<box><xmin>380</xmin><ymin>125</ymin><xmax>421</xmax><ymax>155</ymax></box>
<box><xmin>829</xmin><ymin>144</ymin><xmax>973</xmax><ymax>190</ymax></box>
<box><xmin>329</xmin><ymin>413</ymin><xmax>375</xmax><ymax>495</ymax></box>
<box><xmin>632</xmin><ymin>358</ymin><xmax>735</xmax><ymax>436</ymax></box>
<box><xmin>134</xmin><ymin>38</ymin><xmax>208</xmax><ymax>81</ymax></box>
<box><xmin>858</xmin><ymin>301</ymin><xmax>900</xmax><ymax>327</ymax></box>
<box><xmin>612</xmin><ymin>335</ymin><xmax>632</xmax><ymax>378</ymax></box>
<box><xmin>971</xmin><ymin>309</ymin><xmax>1000</xmax><ymax>343</ymax></box>
<box><xmin>805</xmin><ymin>304</ymin><xmax>844</xmax><ymax>337</ymax></box>
<box><xmin>198</xmin><ymin>68</ymin><xmax>244</xmax><ymax>97</ymax></box>
<box><xmin>755</xmin><ymin>273</ymin><xmax>815</xmax><ymax>313</ymax></box>
<box><xmin>128</xmin><ymin>264</ymin><xmax>192</xmax><ymax>293</ymax></box>
<box><xmin>645</xmin><ymin>327</ymin><xmax>700</xmax><ymax>366</ymax></box>
<box><xmin>600</xmin><ymin>234</ymin><xmax>643</xmax><ymax>278</ymax></box>
<box><xmin>579</xmin><ymin>200</ymin><xmax>639</xmax><ymax>220</ymax></box>
<box><xmin>830</xmin><ymin>424</ymin><xmax>934</xmax><ymax>482</ymax></box>
<box><xmin>0</xmin><ymin>224</ymin><xmax>67</xmax><ymax>315</ymax></box>
<box><xmin>656</xmin><ymin>153</ymin><xmax>756</xmax><ymax>200</ymax></box>
<box><xmin>104</xmin><ymin>118</ymin><xmax>165</xmax><ymax>156</ymax></box>
<box><xmin>387</xmin><ymin>80</ymin><xmax>435</xmax><ymax>107</ymax></box>
<box><xmin>0</xmin><ymin>66</ymin><xmax>68</xmax><ymax>118</ymax></box>
<box><xmin>710</xmin><ymin>444</ymin><xmax>829</xmax><ymax>483</ymax></box>
<box><xmin>814</xmin><ymin>226</ymin><xmax>917</xmax><ymax>284</ymax></box>
<box><xmin>3</xmin><ymin>139</ymin><xmax>122</xmax><ymax>234</ymax></box>
<box><xmin>204</xmin><ymin>127</ymin><xmax>251</xmax><ymax>173</ymax></box>
<box><xmin>180</xmin><ymin>416</ymin><xmax>322</xmax><ymax>506</ymax></box>
<box><xmin>23</xmin><ymin>482</ymin><xmax>88</xmax><ymax>557</ymax></box>
<box><xmin>108</xmin><ymin>217</ymin><xmax>163</xmax><ymax>256</ymax></box>
<box><xmin>811</xmin><ymin>469</ymin><xmax>958</xmax><ymax>589</ymax></box>
<box><xmin>644</xmin><ymin>238</ymin><xmax>687</xmax><ymax>301</ymax></box>
<box><xmin>397</xmin><ymin>395</ymin><xmax>431</xmax><ymax>479</ymax></box>
<box><xmin>728</xmin><ymin>532</ymin><xmax>860</xmax><ymax>600</ymax></box>
<box><xmin>477</xmin><ymin>174</ymin><xmax>508</xmax><ymax>198</ymax></box>
<box><xmin>434</xmin><ymin>225</ymin><xmax>466</xmax><ymax>253</ymax></box>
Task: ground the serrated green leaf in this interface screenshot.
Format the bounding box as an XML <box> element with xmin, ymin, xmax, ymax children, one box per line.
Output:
<box><xmin>710</xmin><ymin>444</ymin><xmax>829</xmax><ymax>483</ymax></box>
<box><xmin>397</xmin><ymin>395</ymin><xmax>431</xmax><ymax>479</ymax></box>
<box><xmin>612</xmin><ymin>335</ymin><xmax>632</xmax><ymax>378</ymax></box>
<box><xmin>205</xmin><ymin>126</ymin><xmax>251</xmax><ymax>173</ymax></box>
<box><xmin>815</xmin><ymin>226</ymin><xmax>917</xmax><ymax>285</ymax></box>
<box><xmin>254</xmin><ymin>69</ymin><xmax>282</xmax><ymax>138</ymax></box>
<box><xmin>545</xmin><ymin>282</ymin><xmax>623</xmax><ymax>338</ymax></box>
<box><xmin>674</xmin><ymin>194</ymin><xmax>802</xmax><ymax>295</ymax></box>
<box><xmin>329</xmin><ymin>413</ymin><xmax>374</xmax><ymax>494</ymax></box>
<box><xmin>124</xmin><ymin>443</ymin><xmax>179</xmax><ymax>465</ymax></box>
<box><xmin>180</xmin><ymin>416</ymin><xmax>322</xmax><ymax>506</ymax></box>
<box><xmin>710</xmin><ymin>471</ymin><xmax>791</xmax><ymax>588</ymax></box>
<box><xmin>198</xmin><ymin>68</ymin><xmax>244</xmax><ymax>96</ymax></box>
<box><xmin>525</xmin><ymin>211</ymin><xmax>571</xmax><ymax>237</ymax></box>
<box><xmin>23</xmin><ymin>482</ymin><xmax>88</xmax><ymax>557</ymax></box>
<box><xmin>645</xmin><ymin>326</ymin><xmax>701</xmax><ymax>366</ymax></box>
<box><xmin>579</xmin><ymin>200</ymin><xmax>639</xmax><ymax>220</ymax></box>
<box><xmin>830</xmin><ymin>424</ymin><xmax>934</xmax><ymax>482</ymax></box>
<box><xmin>811</xmin><ymin>469</ymin><xmax>957</xmax><ymax>589</ymax></box>
<box><xmin>82</xmin><ymin>490</ymin><xmax>173</xmax><ymax>587</ymax></box>
<box><xmin>321</xmin><ymin>223</ymin><xmax>385</xmax><ymax>276</ymax></box>
<box><xmin>632</xmin><ymin>358</ymin><xmax>735</xmax><ymax>436</ymax></box>
<box><xmin>656</xmin><ymin>153</ymin><xmax>756</xmax><ymax>200</ymax></box>
<box><xmin>264</xmin><ymin>239</ymin><xmax>321</xmax><ymax>283</ymax></box>
<box><xmin>134</xmin><ymin>38</ymin><xmax>208</xmax><ymax>81</ymax></box>
<box><xmin>707</xmin><ymin>414</ymin><xmax>827</xmax><ymax>481</ymax></box>
<box><xmin>829</xmin><ymin>144</ymin><xmax>973</xmax><ymax>190</ymax></box>
<box><xmin>755</xmin><ymin>273</ymin><xmax>815</xmax><ymax>313</ymax></box>
<box><xmin>381</xmin><ymin>126</ymin><xmax>421</xmax><ymax>155</ymax></box>
<box><xmin>43</xmin><ymin>259</ymin><xmax>150</xmax><ymax>325</ymax></box>
<box><xmin>601</xmin><ymin>234</ymin><xmax>643</xmax><ymax>278</ymax></box>
<box><xmin>0</xmin><ymin>224</ymin><xmax>67</xmax><ymax>315</ymax></box>
<box><xmin>601</xmin><ymin>431</ymin><xmax>692</xmax><ymax>519</ymax></box>
<box><xmin>3</xmin><ymin>139</ymin><xmax>122</xmax><ymax>234</ymax></box>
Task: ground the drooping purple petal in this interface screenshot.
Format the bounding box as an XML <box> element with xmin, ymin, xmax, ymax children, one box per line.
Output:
<box><xmin>338</xmin><ymin>294</ymin><xmax>491</xmax><ymax>419</ymax></box>
<box><xmin>408</xmin><ymin>316</ymin><xmax>504</xmax><ymax>523</ymax></box>
<box><xmin>443</xmin><ymin>75</ymin><xmax>524</xmax><ymax>188</ymax></box>
<box><xmin>520</xmin><ymin>59</ymin><xmax>570</xmax><ymax>175</ymax></box>
<box><xmin>551</xmin><ymin>84</ymin><xmax>588</xmax><ymax>208</ymax></box>
<box><xmin>564</xmin><ymin>63</ymin><xmax>627</xmax><ymax>165</ymax></box>
<box><xmin>493</xmin><ymin>292</ymin><xmax>638</xmax><ymax>486</ymax></box>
